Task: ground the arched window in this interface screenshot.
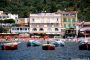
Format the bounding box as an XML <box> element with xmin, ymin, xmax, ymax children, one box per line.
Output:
<box><xmin>33</xmin><ymin>28</ymin><xmax>37</xmax><ymax>31</ymax></box>
<box><xmin>17</xmin><ymin>28</ymin><xmax>19</xmax><ymax>30</ymax></box>
<box><xmin>55</xmin><ymin>28</ymin><xmax>58</xmax><ymax>31</ymax></box>
<box><xmin>20</xmin><ymin>28</ymin><xmax>22</xmax><ymax>30</ymax></box>
<box><xmin>39</xmin><ymin>28</ymin><xmax>43</xmax><ymax>31</ymax></box>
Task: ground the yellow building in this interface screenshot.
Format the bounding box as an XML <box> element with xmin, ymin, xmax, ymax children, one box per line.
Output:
<box><xmin>57</xmin><ymin>10</ymin><xmax>78</xmax><ymax>30</ymax></box>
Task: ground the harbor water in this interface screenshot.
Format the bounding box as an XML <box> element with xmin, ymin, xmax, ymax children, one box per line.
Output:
<box><xmin>0</xmin><ymin>41</ymin><xmax>90</xmax><ymax>60</ymax></box>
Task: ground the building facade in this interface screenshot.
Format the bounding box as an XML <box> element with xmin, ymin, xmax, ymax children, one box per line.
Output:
<box><xmin>0</xmin><ymin>11</ymin><xmax>18</xmax><ymax>22</ymax></box>
<box><xmin>0</xmin><ymin>11</ymin><xmax>19</xmax><ymax>33</ymax></box>
<box><xmin>11</xmin><ymin>18</ymin><xmax>30</xmax><ymax>34</ymax></box>
<box><xmin>56</xmin><ymin>10</ymin><xmax>78</xmax><ymax>29</ymax></box>
<box><xmin>76</xmin><ymin>22</ymin><xmax>90</xmax><ymax>37</ymax></box>
<box><xmin>17</xmin><ymin>18</ymin><xmax>29</xmax><ymax>25</ymax></box>
<box><xmin>29</xmin><ymin>13</ymin><xmax>61</xmax><ymax>37</ymax></box>
<box><xmin>11</xmin><ymin>26</ymin><xmax>29</xmax><ymax>33</ymax></box>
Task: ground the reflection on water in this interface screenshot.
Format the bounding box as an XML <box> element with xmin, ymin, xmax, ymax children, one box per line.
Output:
<box><xmin>0</xmin><ymin>42</ymin><xmax>90</xmax><ymax>60</ymax></box>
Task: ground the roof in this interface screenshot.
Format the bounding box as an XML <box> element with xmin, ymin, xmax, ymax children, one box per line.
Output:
<box><xmin>76</xmin><ymin>22</ymin><xmax>90</xmax><ymax>25</ymax></box>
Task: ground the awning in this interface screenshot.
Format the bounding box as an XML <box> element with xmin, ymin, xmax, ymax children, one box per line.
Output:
<box><xmin>80</xmin><ymin>27</ymin><xmax>90</xmax><ymax>31</ymax></box>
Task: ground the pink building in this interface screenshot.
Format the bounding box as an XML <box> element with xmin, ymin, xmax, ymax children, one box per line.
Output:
<box><xmin>76</xmin><ymin>22</ymin><xmax>90</xmax><ymax>37</ymax></box>
<box><xmin>76</xmin><ymin>22</ymin><xmax>90</xmax><ymax>31</ymax></box>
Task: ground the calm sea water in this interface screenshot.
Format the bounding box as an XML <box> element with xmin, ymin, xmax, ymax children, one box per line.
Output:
<box><xmin>0</xmin><ymin>42</ymin><xmax>90</xmax><ymax>60</ymax></box>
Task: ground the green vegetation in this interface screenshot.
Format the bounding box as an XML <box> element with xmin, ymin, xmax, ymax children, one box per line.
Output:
<box><xmin>0</xmin><ymin>0</ymin><xmax>90</xmax><ymax>21</ymax></box>
<box><xmin>0</xmin><ymin>19</ymin><xmax>15</xmax><ymax>23</ymax></box>
<box><xmin>4</xmin><ymin>19</ymin><xmax>15</xmax><ymax>23</ymax></box>
<box><xmin>0</xmin><ymin>26</ymin><xmax>7</xmax><ymax>33</ymax></box>
<box><xmin>0</xmin><ymin>19</ymin><xmax>15</xmax><ymax>33</ymax></box>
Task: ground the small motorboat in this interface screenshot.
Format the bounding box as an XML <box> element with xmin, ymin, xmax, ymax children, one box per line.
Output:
<box><xmin>52</xmin><ymin>40</ymin><xmax>65</xmax><ymax>47</ymax></box>
<box><xmin>79</xmin><ymin>43</ymin><xmax>90</xmax><ymax>50</ymax></box>
<box><xmin>79</xmin><ymin>38</ymin><xmax>90</xmax><ymax>50</ymax></box>
<box><xmin>27</xmin><ymin>40</ymin><xmax>41</xmax><ymax>47</ymax></box>
<box><xmin>42</xmin><ymin>44</ymin><xmax>55</xmax><ymax>50</ymax></box>
<box><xmin>78</xmin><ymin>37</ymin><xmax>87</xmax><ymax>43</ymax></box>
<box><xmin>1</xmin><ymin>41</ymin><xmax>19</xmax><ymax>50</ymax></box>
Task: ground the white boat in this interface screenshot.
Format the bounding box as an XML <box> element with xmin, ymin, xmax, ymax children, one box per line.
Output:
<box><xmin>79</xmin><ymin>38</ymin><xmax>90</xmax><ymax>50</ymax></box>
<box><xmin>52</xmin><ymin>39</ymin><xmax>65</xmax><ymax>47</ymax></box>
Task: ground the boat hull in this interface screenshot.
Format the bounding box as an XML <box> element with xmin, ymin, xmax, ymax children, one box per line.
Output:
<box><xmin>1</xmin><ymin>45</ymin><xmax>18</xmax><ymax>50</ymax></box>
<box><xmin>79</xmin><ymin>44</ymin><xmax>90</xmax><ymax>50</ymax></box>
<box><xmin>42</xmin><ymin>44</ymin><xmax>55</xmax><ymax>50</ymax></box>
<box><xmin>1</xmin><ymin>42</ymin><xmax>18</xmax><ymax>50</ymax></box>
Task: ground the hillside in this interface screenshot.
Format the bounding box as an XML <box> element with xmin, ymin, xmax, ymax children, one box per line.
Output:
<box><xmin>0</xmin><ymin>0</ymin><xmax>90</xmax><ymax>22</ymax></box>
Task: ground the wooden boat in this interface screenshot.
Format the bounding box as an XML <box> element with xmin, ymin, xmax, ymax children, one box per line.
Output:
<box><xmin>27</xmin><ymin>40</ymin><xmax>41</xmax><ymax>47</ymax></box>
<box><xmin>42</xmin><ymin>44</ymin><xmax>55</xmax><ymax>50</ymax></box>
<box><xmin>1</xmin><ymin>41</ymin><xmax>18</xmax><ymax>50</ymax></box>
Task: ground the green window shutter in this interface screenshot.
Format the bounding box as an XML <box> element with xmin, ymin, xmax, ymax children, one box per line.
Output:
<box><xmin>72</xmin><ymin>18</ymin><xmax>75</xmax><ymax>22</ymax></box>
<box><xmin>68</xmin><ymin>24</ymin><xmax>71</xmax><ymax>28</ymax></box>
<box><xmin>64</xmin><ymin>24</ymin><xmax>66</xmax><ymax>28</ymax></box>
<box><xmin>63</xmin><ymin>18</ymin><xmax>67</xmax><ymax>22</ymax></box>
<box><xmin>73</xmin><ymin>24</ymin><xmax>75</xmax><ymax>27</ymax></box>
<box><xmin>68</xmin><ymin>18</ymin><xmax>71</xmax><ymax>22</ymax></box>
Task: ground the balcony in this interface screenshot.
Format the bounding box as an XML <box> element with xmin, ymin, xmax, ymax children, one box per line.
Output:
<box><xmin>0</xmin><ymin>23</ymin><xmax>13</xmax><ymax>27</ymax></box>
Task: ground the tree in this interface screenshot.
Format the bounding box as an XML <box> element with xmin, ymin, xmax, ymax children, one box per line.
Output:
<box><xmin>0</xmin><ymin>20</ymin><xmax>4</xmax><ymax>23</ymax></box>
<box><xmin>4</xmin><ymin>19</ymin><xmax>15</xmax><ymax>23</ymax></box>
<box><xmin>0</xmin><ymin>26</ymin><xmax>7</xmax><ymax>33</ymax></box>
<box><xmin>0</xmin><ymin>0</ymin><xmax>90</xmax><ymax>22</ymax></box>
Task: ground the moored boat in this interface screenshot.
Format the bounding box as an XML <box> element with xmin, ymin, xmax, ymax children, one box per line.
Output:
<box><xmin>42</xmin><ymin>44</ymin><xmax>55</xmax><ymax>50</ymax></box>
<box><xmin>78</xmin><ymin>37</ymin><xmax>87</xmax><ymax>43</ymax></box>
<box><xmin>79</xmin><ymin>43</ymin><xmax>90</xmax><ymax>50</ymax></box>
<box><xmin>1</xmin><ymin>41</ymin><xmax>19</xmax><ymax>50</ymax></box>
<box><xmin>27</xmin><ymin>40</ymin><xmax>41</xmax><ymax>47</ymax></box>
<box><xmin>52</xmin><ymin>39</ymin><xmax>65</xmax><ymax>47</ymax></box>
<box><xmin>79</xmin><ymin>38</ymin><xmax>90</xmax><ymax>50</ymax></box>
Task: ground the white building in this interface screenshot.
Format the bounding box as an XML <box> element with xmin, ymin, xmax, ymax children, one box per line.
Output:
<box><xmin>11</xmin><ymin>27</ymin><xmax>29</xmax><ymax>33</ymax></box>
<box><xmin>0</xmin><ymin>11</ymin><xmax>18</xmax><ymax>22</ymax></box>
<box><xmin>29</xmin><ymin>13</ymin><xmax>61</xmax><ymax>37</ymax></box>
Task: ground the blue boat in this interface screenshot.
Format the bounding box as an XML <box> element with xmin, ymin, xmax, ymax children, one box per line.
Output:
<box><xmin>27</xmin><ymin>40</ymin><xmax>41</xmax><ymax>47</ymax></box>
